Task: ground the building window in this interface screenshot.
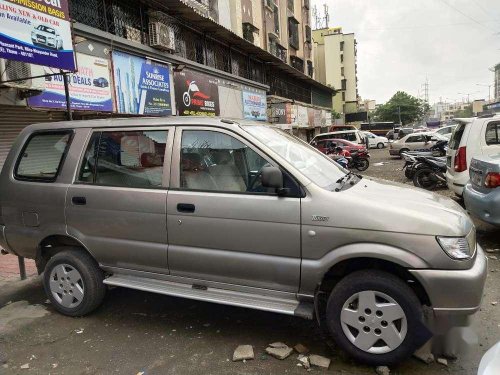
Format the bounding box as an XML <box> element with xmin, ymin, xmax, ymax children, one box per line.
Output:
<box><xmin>269</xmin><ymin>36</ymin><xmax>287</xmax><ymax>62</ymax></box>
<box><xmin>307</xmin><ymin>60</ymin><xmax>314</xmax><ymax>77</ymax></box>
<box><xmin>341</xmin><ymin>79</ymin><xmax>347</xmax><ymax>90</ymax></box>
<box><xmin>243</xmin><ymin>23</ymin><xmax>257</xmax><ymax>44</ymax></box>
<box><xmin>340</xmin><ymin>54</ymin><xmax>344</xmax><ymax>63</ymax></box>
<box><xmin>341</xmin><ymin>67</ymin><xmax>344</xmax><ymax>76</ymax></box>
<box><xmin>273</xmin><ymin>2</ymin><xmax>280</xmax><ymax>35</ymax></box>
<box><xmin>288</xmin><ymin>17</ymin><xmax>299</xmax><ymax>50</ymax></box>
<box><xmin>342</xmin><ymin>92</ymin><xmax>346</xmax><ymax>101</ymax></box>
<box><xmin>305</xmin><ymin>25</ymin><xmax>312</xmax><ymax>44</ymax></box>
<box><xmin>287</xmin><ymin>0</ymin><xmax>294</xmax><ymax>12</ymax></box>
<box><xmin>290</xmin><ymin>56</ymin><xmax>304</xmax><ymax>72</ymax></box>
<box><xmin>340</xmin><ymin>41</ymin><xmax>344</xmax><ymax>51</ymax></box>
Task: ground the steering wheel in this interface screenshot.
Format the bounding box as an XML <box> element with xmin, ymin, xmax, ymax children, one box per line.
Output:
<box><xmin>247</xmin><ymin>163</ymin><xmax>272</xmax><ymax>192</ymax></box>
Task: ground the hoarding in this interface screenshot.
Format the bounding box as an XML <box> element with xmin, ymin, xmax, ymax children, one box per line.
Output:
<box><xmin>243</xmin><ymin>90</ymin><xmax>267</xmax><ymax>121</ymax></box>
<box><xmin>113</xmin><ymin>51</ymin><xmax>172</xmax><ymax>116</ymax></box>
<box><xmin>174</xmin><ymin>69</ymin><xmax>219</xmax><ymax>116</ymax></box>
<box><xmin>28</xmin><ymin>53</ymin><xmax>113</xmax><ymax>111</ymax></box>
<box><xmin>0</xmin><ymin>0</ymin><xmax>75</xmax><ymax>70</ymax></box>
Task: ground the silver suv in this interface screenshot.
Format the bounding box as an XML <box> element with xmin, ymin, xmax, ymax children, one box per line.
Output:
<box><xmin>0</xmin><ymin>118</ymin><xmax>487</xmax><ymax>365</ymax></box>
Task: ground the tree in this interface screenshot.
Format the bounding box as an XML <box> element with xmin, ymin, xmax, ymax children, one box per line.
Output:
<box><xmin>331</xmin><ymin>110</ymin><xmax>341</xmax><ymax>120</ymax></box>
<box><xmin>374</xmin><ymin>91</ymin><xmax>430</xmax><ymax>125</ymax></box>
<box><xmin>454</xmin><ymin>105</ymin><xmax>473</xmax><ymax>118</ymax></box>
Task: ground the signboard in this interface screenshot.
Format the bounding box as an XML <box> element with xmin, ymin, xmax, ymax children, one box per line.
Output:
<box><xmin>174</xmin><ymin>69</ymin><xmax>219</xmax><ymax>116</ymax></box>
<box><xmin>28</xmin><ymin>53</ymin><xmax>113</xmax><ymax>111</ymax></box>
<box><xmin>113</xmin><ymin>51</ymin><xmax>172</xmax><ymax>116</ymax></box>
<box><xmin>269</xmin><ymin>103</ymin><xmax>291</xmax><ymax>124</ymax></box>
<box><xmin>296</xmin><ymin>106</ymin><xmax>308</xmax><ymax>127</ymax></box>
<box><xmin>0</xmin><ymin>0</ymin><xmax>75</xmax><ymax>70</ymax></box>
<box><xmin>243</xmin><ymin>90</ymin><xmax>267</xmax><ymax>121</ymax></box>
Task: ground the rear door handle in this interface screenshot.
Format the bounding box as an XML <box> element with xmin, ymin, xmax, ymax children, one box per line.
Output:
<box><xmin>72</xmin><ymin>196</ymin><xmax>87</xmax><ymax>205</ymax></box>
<box><xmin>177</xmin><ymin>203</ymin><xmax>195</xmax><ymax>213</ymax></box>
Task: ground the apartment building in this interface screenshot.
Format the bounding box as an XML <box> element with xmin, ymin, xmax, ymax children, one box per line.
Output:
<box><xmin>313</xmin><ymin>27</ymin><xmax>359</xmax><ymax>116</ymax></box>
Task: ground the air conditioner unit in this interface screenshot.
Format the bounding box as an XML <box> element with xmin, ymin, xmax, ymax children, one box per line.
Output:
<box><xmin>149</xmin><ymin>22</ymin><xmax>176</xmax><ymax>52</ymax></box>
<box><xmin>0</xmin><ymin>59</ymin><xmax>46</xmax><ymax>91</ymax></box>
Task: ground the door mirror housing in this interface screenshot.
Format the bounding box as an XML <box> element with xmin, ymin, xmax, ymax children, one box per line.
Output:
<box><xmin>261</xmin><ymin>166</ymin><xmax>283</xmax><ymax>189</ymax></box>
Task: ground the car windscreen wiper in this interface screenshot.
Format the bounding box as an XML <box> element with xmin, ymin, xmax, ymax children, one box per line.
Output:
<box><xmin>335</xmin><ymin>171</ymin><xmax>362</xmax><ymax>192</ymax></box>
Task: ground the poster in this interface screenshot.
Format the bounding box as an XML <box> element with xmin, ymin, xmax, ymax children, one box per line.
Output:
<box><xmin>297</xmin><ymin>106</ymin><xmax>308</xmax><ymax>127</ymax></box>
<box><xmin>174</xmin><ymin>69</ymin><xmax>219</xmax><ymax>116</ymax></box>
<box><xmin>0</xmin><ymin>0</ymin><xmax>75</xmax><ymax>70</ymax></box>
<box><xmin>243</xmin><ymin>90</ymin><xmax>267</xmax><ymax>121</ymax></box>
<box><xmin>28</xmin><ymin>53</ymin><xmax>113</xmax><ymax>111</ymax></box>
<box><xmin>113</xmin><ymin>51</ymin><xmax>172</xmax><ymax>116</ymax></box>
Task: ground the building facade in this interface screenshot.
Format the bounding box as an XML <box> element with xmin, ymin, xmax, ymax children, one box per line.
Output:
<box><xmin>495</xmin><ymin>63</ymin><xmax>500</xmax><ymax>102</ymax></box>
<box><xmin>312</xmin><ymin>27</ymin><xmax>358</xmax><ymax>117</ymax></box>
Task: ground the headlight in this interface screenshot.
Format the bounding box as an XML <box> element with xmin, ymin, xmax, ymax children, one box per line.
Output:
<box><xmin>437</xmin><ymin>236</ymin><xmax>472</xmax><ymax>260</ymax></box>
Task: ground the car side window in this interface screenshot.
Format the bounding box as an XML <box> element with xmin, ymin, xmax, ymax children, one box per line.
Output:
<box><xmin>15</xmin><ymin>131</ymin><xmax>72</xmax><ymax>182</ymax></box>
<box><xmin>485</xmin><ymin>122</ymin><xmax>500</xmax><ymax>145</ymax></box>
<box><xmin>78</xmin><ymin>130</ymin><xmax>167</xmax><ymax>188</ymax></box>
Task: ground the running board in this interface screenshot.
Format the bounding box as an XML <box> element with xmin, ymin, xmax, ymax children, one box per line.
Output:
<box><xmin>104</xmin><ymin>274</ymin><xmax>313</xmax><ymax>319</ymax></box>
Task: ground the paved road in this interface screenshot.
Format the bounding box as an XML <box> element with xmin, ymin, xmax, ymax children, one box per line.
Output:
<box><xmin>0</xmin><ymin>148</ymin><xmax>498</xmax><ymax>374</ymax></box>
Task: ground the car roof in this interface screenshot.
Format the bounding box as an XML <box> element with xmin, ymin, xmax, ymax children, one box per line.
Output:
<box><xmin>24</xmin><ymin>117</ymin><xmax>264</xmax><ymax>132</ymax></box>
<box><xmin>318</xmin><ymin>130</ymin><xmax>359</xmax><ymax>136</ymax></box>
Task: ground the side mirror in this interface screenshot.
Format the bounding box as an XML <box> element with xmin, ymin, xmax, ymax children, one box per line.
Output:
<box><xmin>261</xmin><ymin>166</ymin><xmax>283</xmax><ymax>189</ymax></box>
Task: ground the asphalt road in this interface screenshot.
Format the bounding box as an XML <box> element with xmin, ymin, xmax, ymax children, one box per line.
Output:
<box><xmin>0</xmin><ymin>148</ymin><xmax>499</xmax><ymax>375</ymax></box>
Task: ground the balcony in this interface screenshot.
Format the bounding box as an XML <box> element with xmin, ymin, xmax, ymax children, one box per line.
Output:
<box><xmin>290</xmin><ymin>55</ymin><xmax>304</xmax><ymax>73</ymax></box>
<box><xmin>269</xmin><ymin>36</ymin><xmax>287</xmax><ymax>63</ymax></box>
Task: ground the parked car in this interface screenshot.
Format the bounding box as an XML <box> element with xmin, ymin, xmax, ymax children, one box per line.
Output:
<box><xmin>478</xmin><ymin>341</ymin><xmax>500</xmax><ymax>375</ymax></box>
<box><xmin>463</xmin><ymin>154</ymin><xmax>500</xmax><ymax>226</ymax></box>
<box><xmin>93</xmin><ymin>77</ymin><xmax>109</xmax><ymax>88</ymax></box>
<box><xmin>389</xmin><ymin>132</ymin><xmax>447</xmax><ymax>157</ymax></box>
<box><xmin>31</xmin><ymin>24</ymin><xmax>64</xmax><ymax>50</ymax></box>
<box><xmin>311</xmin><ymin>130</ymin><xmax>367</xmax><ymax>147</ymax></box>
<box><xmin>311</xmin><ymin>138</ymin><xmax>366</xmax><ymax>154</ymax></box>
<box><xmin>385</xmin><ymin>127</ymin><xmax>414</xmax><ymax>141</ymax></box>
<box><xmin>433</xmin><ymin>124</ymin><xmax>457</xmax><ymax>140</ymax></box>
<box><xmin>329</xmin><ymin>125</ymin><xmax>358</xmax><ymax>132</ymax></box>
<box><xmin>363</xmin><ymin>131</ymin><xmax>389</xmax><ymax>149</ymax></box>
<box><xmin>0</xmin><ymin>118</ymin><xmax>486</xmax><ymax>366</ymax></box>
<box><xmin>446</xmin><ymin>115</ymin><xmax>500</xmax><ymax>196</ymax></box>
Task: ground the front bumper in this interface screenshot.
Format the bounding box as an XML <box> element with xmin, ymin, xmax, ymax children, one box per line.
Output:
<box><xmin>445</xmin><ymin>170</ymin><xmax>467</xmax><ymax>196</ymax></box>
<box><xmin>464</xmin><ymin>183</ymin><xmax>500</xmax><ymax>226</ymax></box>
<box><xmin>409</xmin><ymin>245</ymin><xmax>487</xmax><ymax>315</ymax></box>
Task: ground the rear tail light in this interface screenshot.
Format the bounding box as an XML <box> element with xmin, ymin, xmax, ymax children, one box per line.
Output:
<box><xmin>485</xmin><ymin>172</ymin><xmax>500</xmax><ymax>188</ymax></box>
<box><xmin>454</xmin><ymin>146</ymin><xmax>467</xmax><ymax>172</ymax></box>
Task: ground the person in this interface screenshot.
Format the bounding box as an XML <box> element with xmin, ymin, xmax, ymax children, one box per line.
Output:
<box><xmin>335</xmin><ymin>146</ymin><xmax>351</xmax><ymax>158</ymax></box>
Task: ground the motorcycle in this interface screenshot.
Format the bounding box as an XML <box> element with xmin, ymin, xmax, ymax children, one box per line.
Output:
<box><xmin>349</xmin><ymin>150</ymin><xmax>370</xmax><ymax>171</ymax></box>
<box><xmin>402</xmin><ymin>140</ymin><xmax>448</xmax><ymax>179</ymax></box>
<box><xmin>412</xmin><ymin>156</ymin><xmax>447</xmax><ymax>190</ymax></box>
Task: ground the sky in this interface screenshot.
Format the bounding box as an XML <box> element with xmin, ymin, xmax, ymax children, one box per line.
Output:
<box><xmin>311</xmin><ymin>0</ymin><xmax>500</xmax><ymax>105</ymax></box>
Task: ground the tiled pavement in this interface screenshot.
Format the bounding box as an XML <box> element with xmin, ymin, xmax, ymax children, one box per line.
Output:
<box><xmin>0</xmin><ymin>253</ymin><xmax>37</xmax><ymax>283</ymax></box>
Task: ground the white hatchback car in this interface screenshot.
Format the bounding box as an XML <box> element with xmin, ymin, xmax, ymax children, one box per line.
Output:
<box><xmin>446</xmin><ymin>115</ymin><xmax>500</xmax><ymax>196</ymax></box>
<box><xmin>433</xmin><ymin>124</ymin><xmax>457</xmax><ymax>140</ymax></box>
<box><xmin>363</xmin><ymin>131</ymin><xmax>389</xmax><ymax>149</ymax></box>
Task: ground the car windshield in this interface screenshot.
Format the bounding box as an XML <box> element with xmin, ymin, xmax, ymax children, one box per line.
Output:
<box><xmin>40</xmin><ymin>26</ymin><xmax>55</xmax><ymax>34</ymax></box>
<box><xmin>243</xmin><ymin>125</ymin><xmax>346</xmax><ymax>190</ymax></box>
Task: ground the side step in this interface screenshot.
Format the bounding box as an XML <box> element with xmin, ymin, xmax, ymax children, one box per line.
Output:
<box><xmin>104</xmin><ymin>274</ymin><xmax>313</xmax><ymax>319</ymax></box>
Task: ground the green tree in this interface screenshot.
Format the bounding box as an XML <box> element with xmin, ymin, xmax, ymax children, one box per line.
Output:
<box><xmin>374</xmin><ymin>91</ymin><xmax>430</xmax><ymax>125</ymax></box>
<box><xmin>331</xmin><ymin>110</ymin><xmax>341</xmax><ymax>120</ymax></box>
<box><xmin>454</xmin><ymin>105</ymin><xmax>473</xmax><ymax>118</ymax></box>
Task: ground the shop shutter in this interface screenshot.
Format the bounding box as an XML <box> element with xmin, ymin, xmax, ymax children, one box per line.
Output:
<box><xmin>0</xmin><ymin>106</ymin><xmax>66</xmax><ymax>170</ymax></box>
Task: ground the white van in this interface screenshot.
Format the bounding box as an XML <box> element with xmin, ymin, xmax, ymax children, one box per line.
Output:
<box><xmin>311</xmin><ymin>130</ymin><xmax>367</xmax><ymax>146</ymax></box>
<box><xmin>446</xmin><ymin>115</ymin><xmax>500</xmax><ymax>196</ymax></box>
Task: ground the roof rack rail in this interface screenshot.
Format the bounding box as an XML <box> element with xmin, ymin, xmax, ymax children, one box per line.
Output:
<box><xmin>478</xmin><ymin>113</ymin><xmax>496</xmax><ymax>118</ymax></box>
<box><xmin>220</xmin><ymin>119</ymin><xmax>235</xmax><ymax>124</ymax></box>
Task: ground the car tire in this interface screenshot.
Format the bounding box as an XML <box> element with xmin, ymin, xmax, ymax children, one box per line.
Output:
<box><xmin>43</xmin><ymin>247</ymin><xmax>106</xmax><ymax>317</ymax></box>
<box><xmin>377</xmin><ymin>143</ymin><xmax>384</xmax><ymax>149</ymax></box>
<box><xmin>326</xmin><ymin>270</ymin><xmax>424</xmax><ymax>366</ymax></box>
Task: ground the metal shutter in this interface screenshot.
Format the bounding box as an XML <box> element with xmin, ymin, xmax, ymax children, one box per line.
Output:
<box><xmin>0</xmin><ymin>106</ymin><xmax>66</xmax><ymax>170</ymax></box>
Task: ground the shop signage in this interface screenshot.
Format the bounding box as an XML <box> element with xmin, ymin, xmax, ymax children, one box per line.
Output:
<box><xmin>0</xmin><ymin>0</ymin><xmax>75</xmax><ymax>70</ymax></box>
<box><xmin>28</xmin><ymin>53</ymin><xmax>113</xmax><ymax>111</ymax></box>
<box><xmin>297</xmin><ymin>105</ymin><xmax>309</xmax><ymax>127</ymax></box>
<box><xmin>113</xmin><ymin>51</ymin><xmax>172</xmax><ymax>116</ymax></box>
<box><xmin>174</xmin><ymin>69</ymin><xmax>219</xmax><ymax>116</ymax></box>
<box><xmin>243</xmin><ymin>90</ymin><xmax>267</xmax><ymax>121</ymax></box>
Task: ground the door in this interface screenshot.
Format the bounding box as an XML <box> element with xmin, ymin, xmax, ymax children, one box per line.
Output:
<box><xmin>167</xmin><ymin>127</ymin><xmax>302</xmax><ymax>292</ymax></box>
<box><xmin>406</xmin><ymin>135</ymin><xmax>426</xmax><ymax>150</ymax></box>
<box><xmin>66</xmin><ymin>128</ymin><xmax>173</xmax><ymax>274</ymax></box>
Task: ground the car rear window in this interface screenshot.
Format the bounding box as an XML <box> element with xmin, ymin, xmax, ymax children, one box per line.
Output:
<box><xmin>15</xmin><ymin>131</ymin><xmax>72</xmax><ymax>181</ymax></box>
<box><xmin>485</xmin><ymin>122</ymin><xmax>500</xmax><ymax>145</ymax></box>
<box><xmin>449</xmin><ymin>123</ymin><xmax>466</xmax><ymax>149</ymax></box>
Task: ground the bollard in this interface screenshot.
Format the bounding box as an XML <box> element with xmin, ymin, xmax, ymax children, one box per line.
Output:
<box><xmin>18</xmin><ymin>256</ymin><xmax>27</xmax><ymax>280</ymax></box>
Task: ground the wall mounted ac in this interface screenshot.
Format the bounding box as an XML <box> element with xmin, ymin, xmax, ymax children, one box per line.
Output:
<box><xmin>0</xmin><ymin>59</ymin><xmax>46</xmax><ymax>91</ymax></box>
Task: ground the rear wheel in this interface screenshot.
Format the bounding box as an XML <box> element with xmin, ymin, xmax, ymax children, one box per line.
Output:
<box><xmin>377</xmin><ymin>143</ymin><xmax>384</xmax><ymax>149</ymax></box>
<box><xmin>413</xmin><ymin>168</ymin><xmax>437</xmax><ymax>190</ymax></box>
<box><xmin>326</xmin><ymin>270</ymin><xmax>424</xmax><ymax>366</ymax></box>
<box><xmin>43</xmin><ymin>248</ymin><xmax>106</xmax><ymax>317</ymax></box>
<box><xmin>355</xmin><ymin>158</ymin><xmax>370</xmax><ymax>171</ymax></box>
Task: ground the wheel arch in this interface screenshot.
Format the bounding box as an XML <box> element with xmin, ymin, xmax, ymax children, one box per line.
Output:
<box><xmin>36</xmin><ymin>235</ymin><xmax>96</xmax><ymax>274</ymax></box>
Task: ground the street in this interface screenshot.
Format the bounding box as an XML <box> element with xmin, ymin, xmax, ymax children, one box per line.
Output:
<box><xmin>0</xmin><ymin>148</ymin><xmax>499</xmax><ymax>375</ymax></box>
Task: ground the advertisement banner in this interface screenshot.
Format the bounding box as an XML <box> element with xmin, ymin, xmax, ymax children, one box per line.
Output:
<box><xmin>0</xmin><ymin>0</ymin><xmax>75</xmax><ymax>70</ymax></box>
<box><xmin>113</xmin><ymin>51</ymin><xmax>172</xmax><ymax>116</ymax></box>
<box><xmin>174</xmin><ymin>69</ymin><xmax>219</xmax><ymax>116</ymax></box>
<box><xmin>243</xmin><ymin>90</ymin><xmax>267</xmax><ymax>121</ymax></box>
<box><xmin>297</xmin><ymin>106</ymin><xmax>308</xmax><ymax>128</ymax></box>
<box><xmin>269</xmin><ymin>103</ymin><xmax>291</xmax><ymax>125</ymax></box>
<box><xmin>28</xmin><ymin>53</ymin><xmax>113</xmax><ymax>111</ymax></box>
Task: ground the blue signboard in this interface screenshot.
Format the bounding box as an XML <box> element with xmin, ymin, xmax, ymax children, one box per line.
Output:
<box><xmin>243</xmin><ymin>90</ymin><xmax>267</xmax><ymax>121</ymax></box>
<box><xmin>0</xmin><ymin>0</ymin><xmax>75</xmax><ymax>71</ymax></box>
<box><xmin>113</xmin><ymin>51</ymin><xmax>172</xmax><ymax>116</ymax></box>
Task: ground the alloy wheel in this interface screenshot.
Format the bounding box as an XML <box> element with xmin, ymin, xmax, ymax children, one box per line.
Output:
<box><xmin>49</xmin><ymin>264</ymin><xmax>85</xmax><ymax>308</ymax></box>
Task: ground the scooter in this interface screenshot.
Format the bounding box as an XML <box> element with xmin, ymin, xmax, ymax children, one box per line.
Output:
<box><xmin>412</xmin><ymin>156</ymin><xmax>447</xmax><ymax>190</ymax></box>
<box><xmin>402</xmin><ymin>140</ymin><xmax>448</xmax><ymax>179</ymax></box>
<box><xmin>349</xmin><ymin>150</ymin><xmax>370</xmax><ymax>171</ymax></box>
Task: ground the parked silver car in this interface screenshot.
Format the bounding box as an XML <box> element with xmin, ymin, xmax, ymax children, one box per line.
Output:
<box><xmin>464</xmin><ymin>154</ymin><xmax>500</xmax><ymax>226</ymax></box>
<box><xmin>0</xmin><ymin>118</ymin><xmax>487</xmax><ymax>365</ymax></box>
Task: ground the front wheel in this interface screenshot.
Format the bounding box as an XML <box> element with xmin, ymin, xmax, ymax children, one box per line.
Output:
<box><xmin>413</xmin><ymin>168</ymin><xmax>437</xmax><ymax>190</ymax></box>
<box><xmin>43</xmin><ymin>248</ymin><xmax>106</xmax><ymax>317</ymax></box>
<box><xmin>355</xmin><ymin>158</ymin><xmax>369</xmax><ymax>171</ymax></box>
<box><xmin>326</xmin><ymin>270</ymin><xmax>425</xmax><ymax>366</ymax></box>
<box><xmin>377</xmin><ymin>143</ymin><xmax>385</xmax><ymax>149</ymax></box>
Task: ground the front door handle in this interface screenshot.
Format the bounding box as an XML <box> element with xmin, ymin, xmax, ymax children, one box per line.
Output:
<box><xmin>177</xmin><ymin>203</ymin><xmax>195</xmax><ymax>213</ymax></box>
<box><xmin>72</xmin><ymin>196</ymin><xmax>87</xmax><ymax>205</ymax></box>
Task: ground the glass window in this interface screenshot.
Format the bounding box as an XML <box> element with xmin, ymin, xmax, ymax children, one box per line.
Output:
<box><xmin>180</xmin><ymin>130</ymin><xmax>274</xmax><ymax>193</ymax></box>
<box><xmin>16</xmin><ymin>132</ymin><xmax>72</xmax><ymax>181</ymax></box>
<box><xmin>485</xmin><ymin>122</ymin><xmax>500</xmax><ymax>145</ymax></box>
<box><xmin>78</xmin><ymin>130</ymin><xmax>167</xmax><ymax>188</ymax></box>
